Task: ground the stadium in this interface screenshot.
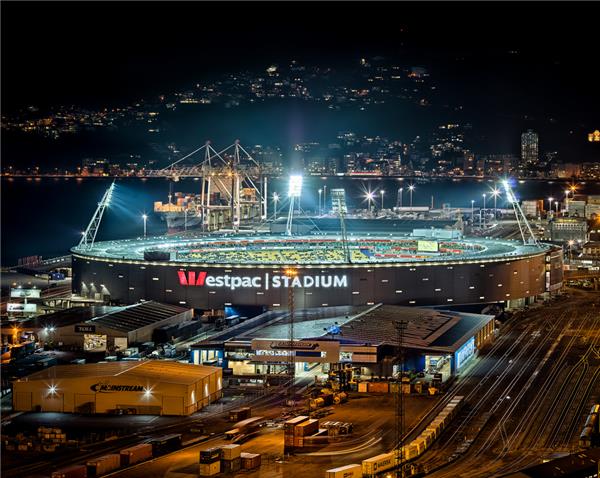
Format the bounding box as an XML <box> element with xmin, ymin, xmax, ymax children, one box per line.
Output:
<box><xmin>71</xmin><ymin>232</ymin><xmax>564</xmax><ymax>311</ymax></box>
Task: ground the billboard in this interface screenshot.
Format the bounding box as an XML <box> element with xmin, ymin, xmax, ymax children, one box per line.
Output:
<box><xmin>7</xmin><ymin>303</ymin><xmax>37</xmax><ymax>313</ymax></box>
<box><xmin>417</xmin><ymin>240</ymin><xmax>439</xmax><ymax>253</ymax></box>
<box><xmin>10</xmin><ymin>288</ymin><xmax>41</xmax><ymax>299</ymax></box>
<box><xmin>251</xmin><ymin>339</ymin><xmax>339</xmax><ymax>363</ymax></box>
<box><xmin>84</xmin><ymin>334</ymin><xmax>107</xmax><ymax>352</ymax></box>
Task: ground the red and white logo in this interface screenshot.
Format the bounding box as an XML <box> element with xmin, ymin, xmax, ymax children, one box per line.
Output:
<box><xmin>178</xmin><ymin>270</ymin><xmax>207</xmax><ymax>286</ymax></box>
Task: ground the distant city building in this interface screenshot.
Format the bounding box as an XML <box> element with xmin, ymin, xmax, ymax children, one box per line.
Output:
<box><xmin>550</xmin><ymin>217</ymin><xmax>588</xmax><ymax>243</ymax></box>
<box><xmin>521</xmin><ymin>129</ymin><xmax>539</xmax><ymax>165</ymax></box>
<box><xmin>521</xmin><ymin>200</ymin><xmax>543</xmax><ymax>218</ymax></box>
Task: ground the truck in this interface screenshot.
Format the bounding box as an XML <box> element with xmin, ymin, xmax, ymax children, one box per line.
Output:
<box><xmin>87</xmin><ymin>454</ymin><xmax>120</xmax><ymax>477</ymax></box>
<box><xmin>120</xmin><ymin>443</ymin><xmax>152</xmax><ymax>466</ymax></box>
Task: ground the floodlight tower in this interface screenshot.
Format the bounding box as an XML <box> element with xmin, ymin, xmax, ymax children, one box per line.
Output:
<box><xmin>286</xmin><ymin>175</ymin><xmax>303</xmax><ymax>236</ymax></box>
<box><xmin>502</xmin><ymin>180</ymin><xmax>539</xmax><ymax>246</ymax></box>
<box><xmin>79</xmin><ymin>181</ymin><xmax>115</xmax><ymax>250</ymax></box>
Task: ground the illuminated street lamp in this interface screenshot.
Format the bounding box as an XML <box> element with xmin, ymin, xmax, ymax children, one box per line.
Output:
<box><xmin>408</xmin><ymin>184</ymin><xmax>415</xmax><ymax>209</ymax></box>
<box><xmin>318</xmin><ymin>188</ymin><xmax>322</xmax><ymax>215</ymax></box>
<box><xmin>365</xmin><ymin>192</ymin><xmax>375</xmax><ymax>213</ymax></box>
<box><xmin>567</xmin><ymin>239</ymin><xmax>574</xmax><ymax>262</ymax></box>
<box><xmin>380</xmin><ymin>189</ymin><xmax>385</xmax><ymax>210</ymax></box>
<box><xmin>491</xmin><ymin>187</ymin><xmax>501</xmax><ymax>220</ymax></box>
<box><xmin>471</xmin><ymin>200</ymin><xmax>475</xmax><ymax>222</ymax></box>
<box><xmin>547</xmin><ymin>197</ymin><xmax>554</xmax><ymax>217</ymax></box>
<box><xmin>482</xmin><ymin>193</ymin><xmax>487</xmax><ymax>229</ymax></box>
<box><xmin>142</xmin><ymin>214</ymin><xmax>148</xmax><ymax>238</ymax></box>
<box><xmin>398</xmin><ymin>187</ymin><xmax>403</xmax><ymax>208</ymax></box>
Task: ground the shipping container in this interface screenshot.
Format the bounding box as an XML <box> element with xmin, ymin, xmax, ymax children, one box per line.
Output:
<box><xmin>200</xmin><ymin>447</ymin><xmax>221</xmax><ymax>464</ymax></box>
<box><xmin>120</xmin><ymin>443</ymin><xmax>152</xmax><ymax>467</ymax></box>
<box><xmin>357</xmin><ymin>382</ymin><xmax>368</xmax><ymax>393</ymax></box>
<box><xmin>284</xmin><ymin>416</ymin><xmax>309</xmax><ymax>433</ymax></box>
<box><xmin>240</xmin><ymin>452</ymin><xmax>261</xmax><ymax>469</ymax></box>
<box><xmin>293</xmin><ymin>436</ymin><xmax>304</xmax><ymax>448</ymax></box>
<box><xmin>220</xmin><ymin>444</ymin><xmax>241</xmax><ymax>460</ymax></box>
<box><xmin>229</xmin><ymin>407</ymin><xmax>252</xmax><ymax>422</ymax></box>
<box><xmin>367</xmin><ymin>382</ymin><xmax>389</xmax><ymax>394</ymax></box>
<box><xmin>150</xmin><ymin>434</ymin><xmax>182</xmax><ymax>456</ymax></box>
<box><xmin>325</xmin><ymin>464</ymin><xmax>362</xmax><ymax>478</ymax></box>
<box><xmin>199</xmin><ymin>461</ymin><xmax>220</xmax><ymax>477</ymax></box>
<box><xmin>362</xmin><ymin>452</ymin><xmax>395</xmax><ymax>476</ymax></box>
<box><xmin>220</xmin><ymin>457</ymin><xmax>241</xmax><ymax>473</ymax></box>
<box><xmin>51</xmin><ymin>465</ymin><xmax>87</xmax><ymax>478</ymax></box>
<box><xmin>295</xmin><ymin>419</ymin><xmax>319</xmax><ymax>437</ymax></box>
<box><xmin>87</xmin><ymin>454</ymin><xmax>120</xmax><ymax>478</ymax></box>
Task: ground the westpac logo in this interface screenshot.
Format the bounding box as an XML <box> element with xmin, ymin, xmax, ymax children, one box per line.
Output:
<box><xmin>178</xmin><ymin>270</ymin><xmax>207</xmax><ymax>286</ymax></box>
<box><xmin>178</xmin><ymin>270</ymin><xmax>348</xmax><ymax>291</ymax></box>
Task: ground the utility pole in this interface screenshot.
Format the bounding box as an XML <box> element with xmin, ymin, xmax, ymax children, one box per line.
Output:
<box><xmin>394</xmin><ymin>320</ymin><xmax>408</xmax><ymax>478</ymax></box>
<box><xmin>285</xmin><ymin>268</ymin><xmax>298</xmax><ymax>413</ymax></box>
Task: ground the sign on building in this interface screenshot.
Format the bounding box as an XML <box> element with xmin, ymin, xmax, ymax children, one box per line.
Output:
<box><xmin>250</xmin><ymin>339</ymin><xmax>340</xmax><ymax>363</ymax></box>
<box><xmin>7</xmin><ymin>303</ymin><xmax>37</xmax><ymax>313</ymax></box>
<box><xmin>10</xmin><ymin>288</ymin><xmax>41</xmax><ymax>299</ymax></box>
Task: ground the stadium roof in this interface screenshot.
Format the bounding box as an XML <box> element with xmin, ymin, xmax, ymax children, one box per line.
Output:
<box><xmin>9</xmin><ymin>306</ymin><xmax>121</xmax><ymax>330</ymax></box>
<box><xmin>71</xmin><ymin>233</ymin><xmax>552</xmax><ymax>266</ymax></box>
<box><xmin>15</xmin><ymin>361</ymin><xmax>219</xmax><ymax>386</ymax></box>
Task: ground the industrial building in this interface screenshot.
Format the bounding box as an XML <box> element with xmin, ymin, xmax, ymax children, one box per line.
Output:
<box><xmin>10</xmin><ymin>301</ymin><xmax>193</xmax><ymax>353</ymax></box>
<box><xmin>12</xmin><ymin>361</ymin><xmax>222</xmax><ymax>415</ymax></box>
<box><xmin>190</xmin><ymin>304</ymin><xmax>495</xmax><ymax>383</ymax></box>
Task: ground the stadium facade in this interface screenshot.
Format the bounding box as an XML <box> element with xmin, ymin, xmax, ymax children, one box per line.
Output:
<box><xmin>71</xmin><ymin>234</ymin><xmax>564</xmax><ymax>311</ymax></box>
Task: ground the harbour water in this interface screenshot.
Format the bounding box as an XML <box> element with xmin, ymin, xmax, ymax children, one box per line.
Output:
<box><xmin>1</xmin><ymin>176</ymin><xmax>598</xmax><ymax>266</ymax></box>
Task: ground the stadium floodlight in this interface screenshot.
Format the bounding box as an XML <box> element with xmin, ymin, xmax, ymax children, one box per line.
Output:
<box><xmin>288</xmin><ymin>175</ymin><xmax>303</xmax><ymax>198</ymax></box>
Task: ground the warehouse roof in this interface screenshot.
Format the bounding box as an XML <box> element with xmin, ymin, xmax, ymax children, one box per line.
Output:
<box><xmin>89</xmin><ymin>301</ymin><xmax>190</xmax><ymax>333</ymax></box>
<box><xmin>502</xmin><ymin>449</ymin><xmax>600</xmax><ymax>477</ymax></box>
<box><xmin>15</xmin><ymin>361</ymin><xmax>220</xmax><ymax>386</ymax></box>
<box><xmin>335</xmin><ymin>305</ymin><xmax>493</xmax><ymax>353</ymax></box>
<box><xmin>10</xmin><ymin>306</ymin><xmax>120</xmax><ymax>330</ymax></box>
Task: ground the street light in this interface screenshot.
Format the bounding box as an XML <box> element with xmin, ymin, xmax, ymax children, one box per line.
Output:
<box><xmin>142</xmin><ymin>214</ymin><xmax>148</xmax><ymax>238</ymax></box>
<box><xmin>567</xmin><ymin>239</ymin><xmax>574</xmax><ymax>262</ymax></box>
<box><xmin>318</xmin><ymin>188</ymin><xmax>322</xmax><ymax>215</ymax></box>
<box><xmin>564</xmin><ymin>189</ymin><xmax>570</xmax><ymax>214</ymax></box>
<box><xmin>408</xmin><ymin>184</ymin><xmax>415</xmax><ymax>209</ymax></box>
<box><xmin>398</xmin><ymin>187</ymin><xmax>403</xmax><ymax>208</ymax></box>
<box><xmin>482</xmin><ymin>193</ymin><xmax>487</xmax><ymax>229</ymax></box>
<box><xmin>548</xmin><ymin>197</ymin><xmax>554</xmax><ymax>217</ymax></box>
<box><xmin>380</xmin><ymin>189</ymin><xmax>385</xmax><ymax>210</ymax></box>
<box><xmin>471</xmin><ymin>200</ymin><xmax>475</xmax><ymax>223</ymax></box>
<box><xmin>273</xmin><ymin>192</ymin><xmax>280</xmax><ymax>219</ymax></box>
<box><xmin>555</xmin><ymin>200</ymin><xmax>559</xmax><ymax>214</ymax></box>
<box><xmin>365</xmin><ymin>192</ymin><xmax>375</xmax><ymax>213</ymax></box>
<box><xmin>491</xmin><ymin>187</ymin><xmax>500</xmax><ymax>220</ymax></box>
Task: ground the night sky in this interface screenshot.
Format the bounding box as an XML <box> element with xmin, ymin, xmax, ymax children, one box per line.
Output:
<box><xmin>2</xmin><ymin>2</ymin><xmax>599</xmax><ymax>156</ymax></box>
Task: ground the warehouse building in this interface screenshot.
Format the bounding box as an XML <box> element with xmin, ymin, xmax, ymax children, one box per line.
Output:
<box><xmin>12</xmin><ymin>361</ymin><xmax>222</xmax><ymax>416</ymax></box>
<box><xmin>13</xmin><ymin>301</ymin><xmax>193</xmax><ymax>353</ymax></box>
<box><xmin>190</xmin><ymin>304</ymin><xmax>495</xmax><ymax>382</ymax></box>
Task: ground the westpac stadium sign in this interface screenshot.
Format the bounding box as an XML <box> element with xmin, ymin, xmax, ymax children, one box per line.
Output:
<box><xmin>178</xmin><ymin>271</ymin><xmax>348</xmax><ymax>291</ymax></box>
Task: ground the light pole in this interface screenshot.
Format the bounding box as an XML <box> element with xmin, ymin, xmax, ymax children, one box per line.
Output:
<box><xmin>568</xmin><ymin>239</ymin><xmax>574</xmax><ymax>262</ymax></box>
<box><xmin>491</xmin><ymin>187</ymin><xmax>500</xmax><ymax>220</ymax></box>
<box><xmin>318</xmin><ymin>188</ymin><xmax>322</xmax><ymax>215</ymax></box>
<box><xmin>548</xmin><ymin>197</ymin><xmax>553</xmax><ymax>217</ymax></box>
<box><xmin>408</xmin><ymin>185</ymin><xmax>415</xmax><ymax>210</ymax></box>
<box><xmin>365</xmin><ymin>192</ymin><xmax>374</xmax><ymax>213</ymax></box>
<box><xmin>380</xmin><ymin>189</ymin><xmax>385</xmax><ymax>210</ymax></box>
<box><xmin>323</xmin><ymin>185</ymin><xmax>327</xmax><ymax>212</ymax></box>
<box><xmin>142</xmin><ymin>214</ymin><xmax>148</xmax><ymax>238</ymax></box>
<box><xmin>471</xmin><ymin>200</ymin><xmax>475</xmax><ymax>224</ymax></box>
<box><xmin>184</xmin><ymin>208</ymin><xmax>188</xmax><ymax>231</ymax></box>
<box><xmin>482</xmin><ymin>193</ymin><xmax>487</xmax><ymax>229</ymax></box>
<box><xmin>564</xmin><ymin>189</ymin><xmax>570</xmax><ymax>214</ymax></box>
<box><xmin>555</xmin><ymin>200</ymin><xmax>559</xmax><ymax>214</ymax></box>
<box><xmin>398</xmin><ymin>187</ymin><xmax>403</xmax><ymax>208</ymax></box>
<box><xmin>273</xmin><ymin>192</ymin><xmax>279</xmax><ymax>220</ymax></box>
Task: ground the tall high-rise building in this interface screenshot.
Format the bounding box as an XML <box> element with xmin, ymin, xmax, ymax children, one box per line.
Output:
<box><xmin>521</xmin><ymin>129</ymin><xmax>539</xmax><ymax>164</ymax></box>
